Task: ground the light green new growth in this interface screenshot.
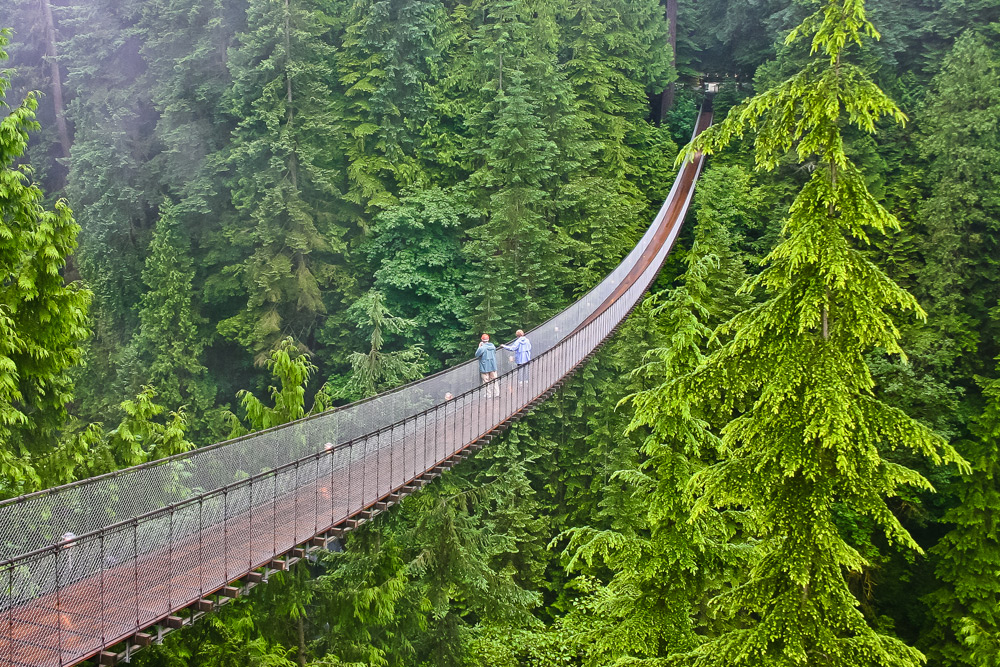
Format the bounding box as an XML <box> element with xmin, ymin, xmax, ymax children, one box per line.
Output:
<box><xmin>0</xmin><ymin>30</ymin><xmax>91</xmax><ymax>495</ymax></box>
<box><xmin>673</xmin><ymin>1</ymin><xmax>966</xmax><ymax>665</ymax></box>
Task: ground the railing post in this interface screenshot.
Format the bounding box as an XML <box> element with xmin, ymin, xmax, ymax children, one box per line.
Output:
<box><xmin>6</xmin><ymin>562</ymin><xmax>12</xmax><ymax>667</ymax></box>
<box><xmin>198</xmin><ymin>496</ymin><xmax>204</xmax><ymax>601</ymax></box>
<box><xmin>169</xmin><ymin>506</ymin><xmax>178</xmax><ymax>612</ymax></box>
<box><xmin>388</xmin><ymin>422</ymin><xmax>395</xmax><ymax>494</ymax></box>
<box><xmin>222</xmin><ymin>491</ymin><xmax>228</xmax><ymax>586</ymax></box>
<box><xmin>249</xmin><ymin>476</ymin><xmax>255</xmax><ymax>573</ymax></box>
<box><xmin>347</xmin><ymin>441</ymin><xmax>354</xmax><ymax>520</ymax></box>
<box><xmin>293</xmin><ymin>461</ymin><xmax>300</xmax><ymax>550</ymax></box>
<box><xmin>442</xmin><ymin>395</ymin><xmax>448</xmax><ymax>463</ymax></box>
<box><xmin>402</xmin><ymin>416</ymin><xmax>409</xmax><ymax>484</ymax></box>
<box><xmin>334</xmin><ymin>443</ymin><xmax>337</xmax><ymax>524</ymax></box>
<box><xmin>100</xmin><ymin>532</ymin><xmax>107</xmax><ymax>649</ymax></box>
<box><xmin>54</xmin><ymin>545</ymin><xmax>62</xmax><ymax>664</ymax></box>
<box><xmin>413</xmin><ymin>414</ymin><xmax>419</xmax><ymax>482</ymax></box>
<box><xmin>359</xmin><ymin>436</ymin><xmax>367</xmax><ymax>516</ymax></box>
<box><xmin>313</xmin><ymin>455</ymin><xmax>320</xmax><ymax>538</ymax></box>
<box><xmin>272</xmin><ymin>470</ymin><xmax>278</xmax><ymax>562</ymax></box>
<box><xmin>376</xmin><ymin>428</ymin><xmax>381</xmax><ymax>501</ymax></box>
<box><xmin>131</xmin><ymin>519</ymin><xmax>141</xmax><ymax>628</ymax></box>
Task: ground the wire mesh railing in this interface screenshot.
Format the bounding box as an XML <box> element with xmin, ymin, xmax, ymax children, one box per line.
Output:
<box><xmin>0</xmin><ymin>108</ymin><xmax>710</xmax><ymax>667</ymax></box>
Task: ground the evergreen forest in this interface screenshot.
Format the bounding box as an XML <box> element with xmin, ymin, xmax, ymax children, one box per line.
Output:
<box><xmin>1</xmin><ymin>0</ymin><xmax>999</xmax><ymax>664</ymax></box>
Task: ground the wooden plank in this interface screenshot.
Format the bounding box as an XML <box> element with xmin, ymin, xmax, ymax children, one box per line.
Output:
<box><xmin>133</xmin><ymin>633</ymin><xmax>153</xmax><ymax>647</ymax></box>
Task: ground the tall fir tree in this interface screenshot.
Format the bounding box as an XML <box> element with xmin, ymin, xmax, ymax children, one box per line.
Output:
<box><xmin>677</xmin><ymin>1</ymin><xmax>966</xmax><ymax>664</ymax></box>
<box><xmin>913</xmin><ymin>31</ymin><xmax>1000</xmax><ymax>382</ymax></box>
<box><xmin>59</xmin><ymin>0</ymin><xmax>162</xmax><ymax>422</ymax></box>
<box><xmin>219</xmin><ymin>0</ymin><xmax>349</xmax><ymax>360</ymax></box>
<box><xmin>563</xmin><ymin>258</ymin><xmax>731</xmax><ymax>664</ymax></box>
<box><xmin>560</xmin><ymin>0</ymin><xmax>674</xmax><ymax>285</ymax></box>
<box><xmin>337</xmin><ymin>0</ymin><xmax>442</xmax><ymax>219</ymax></box>
<box><xmin>684</xmin><ymin>164</ymin><xmax>757</xmax><ymax>329</ymax></box>
<box><xmin>132</xmin><ymin>202</ymin><xmax>218</xmax><ymax>438</ymax></box>
<box><xmin>0</xmin><ymin>0</ymin><xmax>70</xmax><ymax>193</ymax></box>
<box><xmin>926</xmin><ymin>351</ymin><xmax>1000</xmax><ymax>667</ymax></box>
<box><xmin>363</xmin><ymin>186</ymin><xmax>471</xmax><ymax>364</ymax></box>
<box><xmin>340</xmin><ymin>289</ymin><xmax>427</xmax><ymax>399</ymax></box>
<box><xmin>60</xmin><ymin>0</ymin><xmax>153</xmax><ymax>332</ymax></box>
<box><xmin>461</xmin><ymin>0</ymin><xmax>573</xmax><ymax>331</ymax></box>
<box><xmin>0</xmin><ymin>31</ymin><xmax>91</xmax><ymax>494</ymax></box>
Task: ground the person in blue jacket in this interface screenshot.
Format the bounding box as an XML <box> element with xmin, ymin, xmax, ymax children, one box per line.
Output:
<box><xmin>475</xmin><ymin>334</ymin><xmax>498</xmax><ymax>397</ymax></box>
<box><xmin>501</xmin><ymin>329</ymin><xmax>532</xmax><ymax>385</ymax></box>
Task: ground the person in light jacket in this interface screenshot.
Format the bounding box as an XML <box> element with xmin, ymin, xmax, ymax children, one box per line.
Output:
<box><xmin>501</xmin><ymin>329</ymin><xmax>532</xmax><ymax>385</ymax></box>
<box><xmin>475</xmin><ymin>334</ymin><xmax>498</xmax><ymax>397</ymax></box>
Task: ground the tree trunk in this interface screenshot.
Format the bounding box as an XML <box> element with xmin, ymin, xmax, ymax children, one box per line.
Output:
<box><xmin>41</xmin><ymin>0</ymin><xmax>71</xmax><ymax>159</ymax></box>
<box><xmin>297</xmin><ymin>613</ymin><xmax>306</xmax><ymax>667</ymax></box>
<box><xmin>658</xmin><ymin>0</ymin><xmax>678</xmax><ymax>123</ymax></box>
<box><xmin>284</xmin><ymin>0</ymin><xmax>298</xmax><ymax>189</ymax></box>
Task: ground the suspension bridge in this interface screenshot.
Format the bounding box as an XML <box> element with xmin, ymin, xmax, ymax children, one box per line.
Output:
<box><xmin>0</xmin><ymin>108</ymin><xmax>712</xmax><ymax>667</ymax></box>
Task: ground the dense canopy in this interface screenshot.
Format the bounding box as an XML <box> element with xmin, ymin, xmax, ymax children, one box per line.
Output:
<box><xmin>0</xmin><ymin>0</ymin><xmax>998</xmax><ymax>665</ymax></box>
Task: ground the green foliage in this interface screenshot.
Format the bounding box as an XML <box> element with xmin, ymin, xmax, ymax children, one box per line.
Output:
<box><xmin>459</xmin><ymin>0</ymin><xmax>590</xmax><ymax>331</ymax></box>
<box><xmin>0</xmin><ymin>32</ymin><xmax>91</xmax><ymax>494</ymax></box>
<box><xmin>685</xmin><ymin>164</ymin><xmax>757</xmax><ymax>328</ymax></box>
<box><xmin>226</xmin><ymin>337</ymin><xmax>318</xmax><ymax>435</ymax></box>
<box><xmin>560</xmin><ymin>0</ymin><xmax>675</xmax><ymax>288</ymax></box>
<box><xmin>341</xmin><ymin>289</ymin><xmax>428</xmax><ymax>400</ymax></box>
<box><xmin>337</xmin><ymin>0</ymin><xmax>442</xmax><ymax>216</ymax></box>
<box><xmin>363</xmin><ymin>187</ymin><xmax>471</xmax><ymax>363</ymax></box>
<box><xmin>8</xmin><ymin>1</ymin><xmax>1000</xmax><ymax>665</ymax></box>
<box><xmin>106</xmin><ymin>386</ymin><xmax>194</xmax><ymax>467</ymax></box>
<box><xmin>311</xmin><ymin>540</ymin><xmax>422</xmax><ymax>666</ymax></box>
<box><xmin>219</xmin><ymin>0</ymin><xmax>349</xmax><ymax>359</ymax></box>
<box><xmin>913</xmin><ymin>31</ymin><xmax>1000</xmax><ymax>380</ymax></box>
<box><xmin>38</xmin><ymin>386</ymin><xmax>194</xmax><ymax>484</ymax></box>
<box><xmin>677</xmin><ymin>1</ymin><xmax>967</xmax><ymax>665</ymax></box>
<box><xmin>926</xmin><ymin>353</ymin><xmax>1000</xmax><ymax>667</ymax></box>
<box><xmin>561</xmin><ymin>284</ymin><xmax>716</xmax><ymax>662</ymax></box>
<box><xmin>134</xmin><ymin>592</ymin><xmax>298</xmax><ymax>667</ymax></box>
<box><xmin>133</xmin><ymin>202</ymin><xmax>218</xmax><ymax>438</ymax></box>
<box><xmin>557</xmin><ymin>203</ymin><xmax>753</xmax><ymax>664</ymax></box>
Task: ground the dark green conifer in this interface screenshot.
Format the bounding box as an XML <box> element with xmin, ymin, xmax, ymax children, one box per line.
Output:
<box><xmin>914</xmin><ymin>31</ymin><xmax>1000</xmax><ymax>379</ymax></box>
<box><xmin>927</xmin><ymin>352</ymin><xmax>1000</xmax><ymax>667</ymax></box>
<box><xmin>560</xmin><ymin>0</ymin><xmax>675</xmax><ymax>285</ymax></box>
<box><xmin>463</xmin><ymin>66</ymin><xmax>567</xmax><ymax>330</ymax></box>
<box><xmin>341</xmin><ymin>289</ymin><xmax>428</xmax><ymax>399</ymax></box>
<box><xmin>133</xmin><ymin>202</ymin><xmax>218</xmax><ymax>437</ymax></box>
<box><xmin>219</xmin><ymin>0</ymin><xmax>347</xmax><ymax>359</ymax></box>
<box><xmin>364</xmin><ymin>187</ymin><xmax>471</xmax><ymax>363</ymax></box>
<box><xmin>563</xmin><ymin>261</ymin><xmax>726</xmax><ymax>663</ymax></box>
<box><xmin>337</xmin><ymin>0</ymin><xmax>443</xmax><ymax>217</ymax></box>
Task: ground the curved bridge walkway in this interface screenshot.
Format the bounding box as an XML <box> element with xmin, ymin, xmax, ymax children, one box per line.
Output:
<box><xmin>0</xmin><ymin>109</ymin><xmax>712</xmax><ymax>667</ymax></box>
